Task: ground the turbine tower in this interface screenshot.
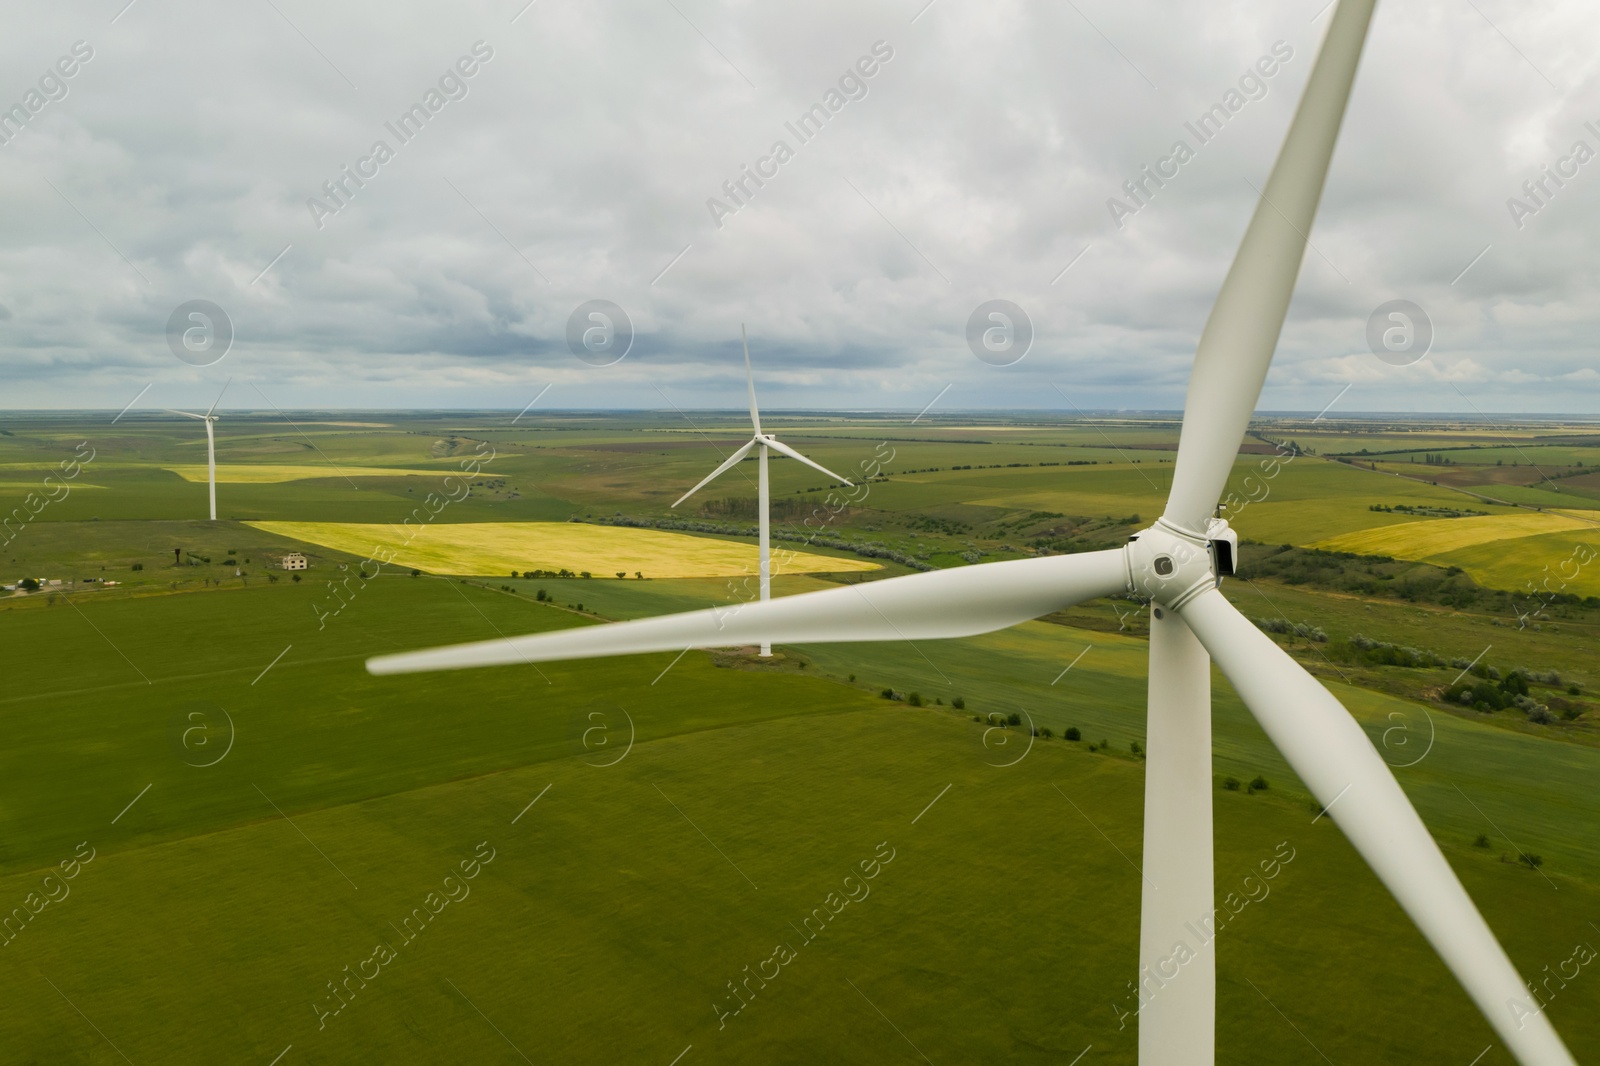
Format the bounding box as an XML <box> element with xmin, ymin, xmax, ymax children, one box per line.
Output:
<box><xmin>166</xmin><ymin>379</ymin><xmax>229</xmax><ymax>522</ymax></box>
<box><xmin>670</xmin><ymin>325</ymin><xmax>853</xmax><ymax>656</ymax></box>
<box><xmin>366</xmin><ymin>4</ymin><xmax>1575</xmax><ymax>1062</ymax></box>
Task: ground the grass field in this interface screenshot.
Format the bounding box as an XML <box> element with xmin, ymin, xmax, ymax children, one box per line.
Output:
<box><xmin>245</xmin><ymin>520</ymin><xmax>882</xmax><ymax>578</ymax></box>
<box><xmin>1</xmin><ymin>411</ymin><xmax>1598</xmax><ymax>1063</ymax></box>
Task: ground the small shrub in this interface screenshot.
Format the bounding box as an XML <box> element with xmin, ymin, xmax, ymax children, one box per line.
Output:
<box><xmin>1087</xmin><ymin>744</ymin><xmax>1097</xmax><ymax>753</ymax></box>
<box><xmin>1223</xmin><ymin>777</ymin><xmax>1241</xmax><ymax>791</ymax></box>
<box><xmin>291</xmin><ymin>574</ymin><xmax>301</xmax><ymax>583</ymax></box>
<box><xmin>1249</xmin><ymin>776</ymin><xmax>1270</xmax><ymax>791</ymax></box>
<box><xmin>1064</xmin><ymin>727</ymin><xmax>1081</xmax><ymax>741</ymax></box>
<box><xmin>1006</xmin><ymin>712</ymin><xmax>1021</xmax><ymax>727</ymax></box>
<box><xmin>1130</xmin><ymin>741</ymin><xmax>1142</xmax><ymax>756</ymax></box>
<box><xmin>411</xmin><ymin>569</ymin><xmax>421</xmax><ymax>577</ymax></box>
<box><xmin>1567</xmin><ymin>684</ymin><xmax>1581</xmax><ymax>696</ymax></box>
<box><xmin>131</xmin><ymin>562</ymin><xmax>144</xmax><ymax>571</ymax></box>
<box><xmin>971</xmin><ymin>714</ymin><xmax>981</xmax><ymax>722</ymax></box>
<box><xmin>536</xmin><ymin>589</ymin><xmax>548</xmax><ymax>601</ymax></box>
<box><xmin>881</xmin><ymin>688</ymin><xmax>895</xmax><ymax>700</ymax></box>
<box><xmin>907</xmin><ymin>693</ymin><xmax>923</xmax><ymax>707</ymax></box>
<box><xmin>1099</xmin><ymin>739</ymin><xmax>1108</xmax><ymax>750</ymax></box>
<box><xmin>951</xmin><ymin>696</ymin><xmax>965</xmax><ymax>710</ymax></box>
<box><xmin>848</xmin><ymin>673</ymin><xmax>856</xmax><ymax>682</ymax></box>
<box><xmin>1473</xmin><ymin>833</ymin><xmax>1491</xmax><ymax>848</ymax></box>
<box><xmin>1040</xmin><ymin>727</ymin><xmax>1054</xmax><ymax>738</ymax></box>
<box><xmin>1519</xmin><ymin>852</ymin><xmax>1544</xmax><ymax>869</ymax></box>
<box><xmin>617</xmin><ymin>572</ymin><xmax>626</xmax><ymax>579</ymax></box>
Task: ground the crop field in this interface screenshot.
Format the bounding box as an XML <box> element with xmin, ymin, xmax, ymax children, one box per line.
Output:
<box><xmin>1314</xmin><ymin>513</ymin><xmax>1600</xmax><ymax>597</ymax></box>
<box><xmin>1315</xmin><ymin>512</ymin><xmax>1596</xmax><ymax>557</ymax></box>
<box><xmin>166</xmin><ymin>463</ymin><xmax>440</xmax><ymax>483</ymax></box>
<box><xmin>1</xmin><ymin>410</ymin><xmax>1597</xmax><ymax>1064</ymax></box>
<box><xmin>247</xmin><ymin>520</ymin><xmax>881</xmax><ymax>579</ymax></box>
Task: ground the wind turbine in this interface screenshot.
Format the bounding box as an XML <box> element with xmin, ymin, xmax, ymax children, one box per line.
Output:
<box><xmin>670</xmin><ymin>325</ymin><xmax>853</xmax><ymax>656</ymax></box>
<box><xmin>367</xmin><ymin>3</ymin><xmax>1575</xmax><ymax>1062</ymax></box>
<box><xmin>166</xmin><ymin>379</ymin><xmax>230</xmax><ymax>522</ymax></box>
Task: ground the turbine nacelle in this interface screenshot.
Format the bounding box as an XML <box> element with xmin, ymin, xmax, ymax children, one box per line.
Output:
<box><xmin>1124</xmin><ymin>517</ymin><xmax>1237</xmax><ymax>609</ymax></box>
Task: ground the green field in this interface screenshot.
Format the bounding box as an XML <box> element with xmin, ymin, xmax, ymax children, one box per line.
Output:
<box><xmin>1</xmin><ymin>411</ymin><xmax>1598</xmax><ymax>1063</ymax></box>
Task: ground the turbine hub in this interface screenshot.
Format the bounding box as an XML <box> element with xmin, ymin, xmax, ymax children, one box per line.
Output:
<box><xmin>1124</xmin><ymin>517</ymin><xmax>1234</xmax><ymax>609</ymax></box>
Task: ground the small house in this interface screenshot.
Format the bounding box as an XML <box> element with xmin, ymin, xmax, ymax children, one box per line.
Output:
<box><xmin>281</xmin><ymin>553</ymin><xmax>308</xmax><ymax>571</ymax></box>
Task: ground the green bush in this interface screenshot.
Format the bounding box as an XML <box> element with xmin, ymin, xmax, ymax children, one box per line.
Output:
<box><xmin>1249</xmin><ymin>776</ymin><xmax>1269</xmax><ymax>791</ymax></box>
<box><xmin>1065</xmin><ymin>727</ymin><xmax>1081</xmax><ymax>741</ymax></box>
<box><xmin>951</xmin><ymin>696</ymin><xmax>965</xmax><ymax>710</ymax></box>
<box><xmin>881</xmin><ymin>688</ymin><xmax>895</xmax><ymax>700</ymax></box>
<box><xmin>1006</xmin><ymin>712</ymin><xmax>1021</xmax><ymax>727</ymax></box>
<box><xmin>907</xmin><ymin>693</ymin><xmax>923</xmax><ymax>707</ymax></box>
<box><xmin>1223</xmin><ymin>777</ymin><xmax>1241</xmax><ymax>791</ymax></box>
<box><xmin>1473</xmin><ymin>833</ymin><xmax>1491</xmax><ymax>848</ymax></box>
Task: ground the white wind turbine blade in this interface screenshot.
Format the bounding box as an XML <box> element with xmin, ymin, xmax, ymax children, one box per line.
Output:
<box><xmin>1180</xmin><ymin>587</ymin><xmax>1576</xmax><ymax>1066</ymax></box>
<box><xmin>763</xmin><ymin>437</ymin><xmax>854</xmax><ymax>487</ymax></box>
<box><xmin>1162</xmin><ymin>0</ymin><xmax>1376</xmax><ymax>536</ymax></box>
<box><xmin>164</xmin><ymin>409</ymin><xmax>207</xmax><ymax>420</ymax></box>
<box><xmin>1138</xmin><ymin>610</ymin><xmax>1214</xmax><ymax>1063</ymax></box>
<box><xmin>742</xmin><ymin>323</ymin><xmax>761</xmax><ymax>437</ymax></box>
<box><xmin>367</xmin><ymin>549</ymin><xmax>1129</xmax><ymax>674</ymax></box>
<box><xmin>206</xmin><ymin>376</ymin><xmax>232</xmax><ymax>418</ymax></box>
<box><xmin>672</xmin><ymin>437</ymin><xmax>758</xmax><ymax>508</ymax></box>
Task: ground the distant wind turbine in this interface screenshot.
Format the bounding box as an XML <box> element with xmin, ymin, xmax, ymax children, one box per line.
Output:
<box><xmin>671</xmin><ymin>326</ymin><xmax>853</xmax><ymax>656</ymax></box>
<box><xmin>166</xmin><ymin>379</ymin><xmax>230</xmax><ymax>522</ymax></box>
<box><xmin>366</xmin><ymin>3</ymin><xmax>1575</xmax><ymax>1062</ymax></box>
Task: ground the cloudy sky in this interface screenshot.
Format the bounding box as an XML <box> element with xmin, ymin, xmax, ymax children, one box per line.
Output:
<box><xmin>2</xmin><ymin>0</ymin><xmax>1597</xmax><ymax>414</ymax></box>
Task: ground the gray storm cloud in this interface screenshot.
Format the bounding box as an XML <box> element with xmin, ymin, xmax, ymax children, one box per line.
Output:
<box><xmin>0</xmin><ymin>0</ymin><xmax>1596</xmax><ymax>413</ymax></box>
